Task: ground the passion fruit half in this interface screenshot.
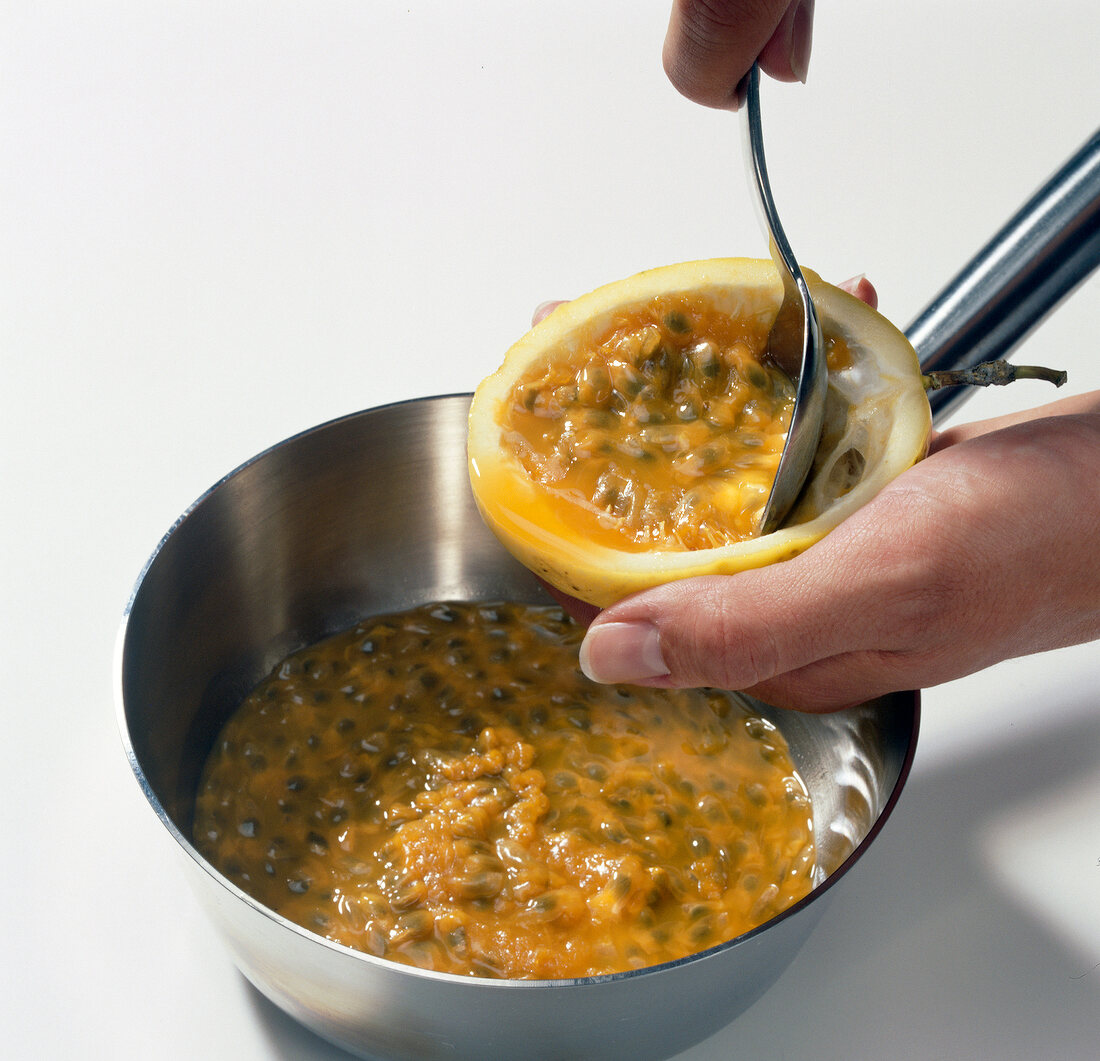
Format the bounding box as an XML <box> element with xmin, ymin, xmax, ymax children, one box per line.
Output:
<box><xmin>468</xmin><ymin>258</ymin><xmax>932</xmax><ymax>608</ymax></box>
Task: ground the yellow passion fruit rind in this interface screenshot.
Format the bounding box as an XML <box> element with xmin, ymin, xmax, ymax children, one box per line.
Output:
<box><xmin>467</xmin><ymin>258</ymin><xmax>931</xmax><ymax>608</ymax></box>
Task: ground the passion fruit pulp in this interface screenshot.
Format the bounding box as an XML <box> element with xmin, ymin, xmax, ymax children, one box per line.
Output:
<box><xmin>468</xmin><ymin>258</ymin><xmax>932</xmax><ymax>608</ymax></box>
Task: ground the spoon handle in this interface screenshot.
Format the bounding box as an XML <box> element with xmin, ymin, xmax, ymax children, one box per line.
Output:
<box><xmin>742</xmin><ymin>64</ymin><xmax>827</xmax><ymax>535</ymax></box>
<box><xmin>907</xmin><ymin>127</ymin><xmax>1100</xmax><ymax>424</ymax></box>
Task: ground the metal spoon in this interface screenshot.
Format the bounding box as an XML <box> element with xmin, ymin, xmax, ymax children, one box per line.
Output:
<box><xmin>741</xmin><ymin>64</ymin><xmax>827</xmax><ymax>535</ymax></box>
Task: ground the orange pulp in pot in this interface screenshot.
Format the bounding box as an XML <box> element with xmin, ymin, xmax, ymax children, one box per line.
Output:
<box><xmin>194</xmin><ymin>601</ymin><xmax>815</xmax><ymax>979</ymax></box>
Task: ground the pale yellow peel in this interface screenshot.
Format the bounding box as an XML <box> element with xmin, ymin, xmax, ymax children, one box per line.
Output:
<box><xmin>468</xmin><ymin>258</ymin><xmax>931</xmax><ymax>608</ymax></box>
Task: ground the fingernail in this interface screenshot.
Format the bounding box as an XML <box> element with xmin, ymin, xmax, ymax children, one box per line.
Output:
<box><xmin>579</xmin><ymin>621</ymin><xmax>669</xmax><ymax>685</ymax></box>
<box><xmin>532</xmin><ymin>300</ymin><xmax>564</xmax><ymax>326</ymax></box>
<box><xmin>838</xmin><ymin>274</ymin><xmax>878</xmax><ymax>310</ymax></box>
<box><xmin>790</xmin><ymin>0</ymin><xmax>814</xmax><ymax>84</ymax></box>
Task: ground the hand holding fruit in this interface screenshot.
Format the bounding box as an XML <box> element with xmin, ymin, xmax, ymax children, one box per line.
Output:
<box><xmin>517</xmin><ymin>281</ymin><xmax>1100</xmax><ymax>710</ymax></box>
<box><xmin>578</xmin><ymin>388</ymin><xmax>1100</xmax><ymax>709</ymax></box>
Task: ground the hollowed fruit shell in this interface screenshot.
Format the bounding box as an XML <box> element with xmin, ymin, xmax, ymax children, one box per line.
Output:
<box><xmin>468</xmin><ymin>258</ymin><xmax>931</xmax><ymax>608</ymax></box>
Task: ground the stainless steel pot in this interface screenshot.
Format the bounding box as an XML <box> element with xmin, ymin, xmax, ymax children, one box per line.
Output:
<box><xmin>116</xmin><ymin>393</ymin><xmax>917</xmax><ymax>1061</ymax></box>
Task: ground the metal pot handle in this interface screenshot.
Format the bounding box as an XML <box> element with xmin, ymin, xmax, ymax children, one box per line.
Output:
<box><xmin>905</xmin><ymin>127</ymin><xmax>1100</xmax><ymax>424</ymax></box>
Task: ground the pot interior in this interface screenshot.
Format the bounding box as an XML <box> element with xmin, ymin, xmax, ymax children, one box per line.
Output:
<box><xmin>119</xmin><ymin>392</ymin><xmax>916</xmax><ymax>915</ymax></box>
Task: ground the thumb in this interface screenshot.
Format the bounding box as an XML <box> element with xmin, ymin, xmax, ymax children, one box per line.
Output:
<box><xmin>578</xmin><ymin>561</ymin><xmax>853</xmax><ymax>691</ymax></box>
<box><xmin>574</xmin><ymin>490</ymin><xmax>929</xmax><ymax>710</ymax></box>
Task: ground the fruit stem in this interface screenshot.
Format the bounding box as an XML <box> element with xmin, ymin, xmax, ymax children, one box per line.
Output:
<box><xmin>922</xmin><ymin>359</ymin><xmax>1067</xmax><ymax>392</ymax></box>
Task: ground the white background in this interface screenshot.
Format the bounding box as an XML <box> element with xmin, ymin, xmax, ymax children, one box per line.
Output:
<box><xmin>3</xmin><ymin>2</ymin><xmax>1098</xmax><ymax>1058</ymax></box>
